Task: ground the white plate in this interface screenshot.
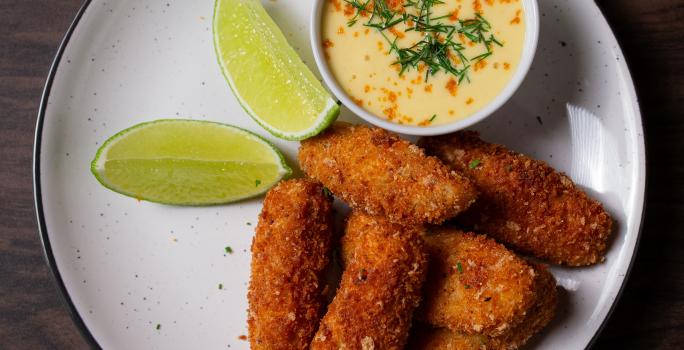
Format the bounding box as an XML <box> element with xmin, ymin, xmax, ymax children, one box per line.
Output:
<box><xmin>34</xmin><ymin>0</ymin><xmax>645</xmax><ymax>349</ymax></box>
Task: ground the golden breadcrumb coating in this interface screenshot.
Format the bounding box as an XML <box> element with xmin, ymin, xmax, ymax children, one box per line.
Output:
<box><xmin>408</xmin><ymin>325</ymin><xmax>490</xmax><ymax>350</ymax></box>
<box><xmin>491</xmin><ymin>262</ymin><xmax>557</xmax><ymax>349</ymax></box>
<box><xmin>419</xmin><ymin>131</ymin><xmax>613</xmax><ymax>266</ymax></box>
<box><xmin>418</xmin><ymin>228</ymin><xmax>538</xmax><ymax>336</ymax></box>
<box><xmin>299</xmin><ymin>123</ymin><xmax>478</xmax><ymax>225</ymax></box>
<box><xmin>311</xmin><ymin>212</ymin><xmax>428</xmax><ymax>350</ymax></box>
<box><xmin>248</xmin><ymin>179</ymin><xmax>334</xmax><ymax>350</ymax></box>
<box><xmin>409</xmin><ymin>262</ymin><xmax>558</xmax><ymax>350</ymax></box>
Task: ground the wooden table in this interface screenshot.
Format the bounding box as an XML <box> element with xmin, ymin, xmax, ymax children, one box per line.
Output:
<box><xmin>1</xmin><ymin>0</ymin><xmax>682</xmax><ymax>348</ymax></box>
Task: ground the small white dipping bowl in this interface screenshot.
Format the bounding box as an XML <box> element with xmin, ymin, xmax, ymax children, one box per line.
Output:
<box><xmin>310</xmin><ymin>0</ymin><xmax>539</xmax><ymax>136</ymax></box>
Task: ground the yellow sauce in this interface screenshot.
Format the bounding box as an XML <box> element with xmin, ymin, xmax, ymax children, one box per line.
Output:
<box><xmin>322</xmin><ymin>0</ymin><xmax>525</xmax><ymax>126</ymax></box>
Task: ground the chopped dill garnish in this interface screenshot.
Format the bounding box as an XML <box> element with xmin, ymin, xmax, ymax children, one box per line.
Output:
<box><xmin>391</xmin><ymin>33</ymin><xmax>470</xmax><ymax>83</ymax></box>
<box><xmin>468</xmin><ymin>159</ymin><xmax>481</xmax><ymax>169</ymax></box>
<box><xmin>456</xmin><ymin>261</ymin><xmax>463</xmax><ymax>274</ymax></box>
<box><xmin>344</xmin><ymin>0</ymin><xmax>503</xmax><ymax>83</ymax></box>
<box><xmin>428</xmin><ymin>114</ymin><xmax>437</xmax><ymax>122</ymax></box>
<box><xmin>344</xmin><ymin>0</ymin><xmax>369</xmax><ymax>27</ymax></box>
<box><xmin>459</xmin><ymin>14</ymin><xmax>503</xmax><ymax>62</ymax></box>
<box><xmin>345</xmin><ymin>0</ymin><xmax>402</xmax><ymax>29</ymax></box>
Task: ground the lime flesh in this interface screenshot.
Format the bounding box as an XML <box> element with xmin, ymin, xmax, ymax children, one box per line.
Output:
<box><xmin>91</xmin><ymin>119</ymin><xmax>291</xmax><ymax>205</ymax></box>
<box><xmin>213</xmin><ymin>0</ymin><xmax>339</xmax><ymax>140</ymax></box>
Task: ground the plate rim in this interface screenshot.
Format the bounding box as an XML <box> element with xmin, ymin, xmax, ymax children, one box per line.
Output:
<box><xmin>33</xmin><ymin>0</ymin><xmax>100</xmax><ymax>348</ymax></box>
<box><xmin>583</xmin><ymin>3</ymin><xmax>647</xmax><ymax>348</ymax></box>
<box><xmin>32</xmin><ymin>1</ymin><xmax>646</xmax><ymax>349</ymax></box>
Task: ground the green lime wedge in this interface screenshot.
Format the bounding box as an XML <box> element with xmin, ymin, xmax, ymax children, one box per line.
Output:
<box><xmin>91</xmin><ymin>119</ymin><xmax>291</xmax><ymax>205</ymax></box>
<box><xmin>213</xmin><ymin>0</ymin><xmax>339</xmax><ymax>140</ymax></box>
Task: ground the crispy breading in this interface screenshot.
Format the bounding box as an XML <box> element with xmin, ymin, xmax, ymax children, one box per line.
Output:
<box><xmin>408</xmin><ymin>325</ymin><xmax>491</xmax><ymax>350</ymax></box>
<box><xmin>419</xmin><ymin>131</ymin><xmax>613</xmax><ymax>266</ymax></box>
<box><xmin>248</xmin><ymin>179</ymin><xmax>335</xmax><ymax>350</ymax></box>
<box><xmin>417</xmin><ymin>228</ymin><xmax>538</xmax><ymax>336</ymax></box>
<box><xmin>491</xmin><ymin>262</ymin><xmax>557</xmax><ymax>349</ymax></box>
<box><xmin>311</xmin><ymin>212</ymin><xmax>428</xmax><ymax>350</ymax></box>
<box><xmin>299</xmin><ymin>123</ymin><xmax>478</xmax><ymax>225</ymax></box>
<box><xmin>409</xmin><ymin>262</ymin><xmax>558</xmax><ymax>350</ymax></box>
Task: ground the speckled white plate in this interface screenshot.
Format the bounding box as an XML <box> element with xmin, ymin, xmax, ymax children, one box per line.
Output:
<box><xmin>34</xmin><ymin>0</ymin><xmax>645</xmax><ymax>349</ymax></box>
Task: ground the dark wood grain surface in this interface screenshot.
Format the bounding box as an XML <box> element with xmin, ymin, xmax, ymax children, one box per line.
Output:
<box><xmin>0</xmin><ymin>0</ymin><xmax>682</xmax><ymax>349</ymax></box>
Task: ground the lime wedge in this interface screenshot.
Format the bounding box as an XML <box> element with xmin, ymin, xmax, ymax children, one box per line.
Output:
<box><xmin>91</xmin><ymin>119</ymin><xmax>291</xmax><ymax>205</ymax></box>
<box><xmin>213</xmin><ymin>0</ymin><xmax>339</xmax><ymax>140</ymax></box>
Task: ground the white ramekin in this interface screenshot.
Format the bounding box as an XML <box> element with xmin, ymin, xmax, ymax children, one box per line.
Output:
<box><xmin>310</xmin><ymin>0</ymin><xmax>539</xmax><ymax>136</ymax></box>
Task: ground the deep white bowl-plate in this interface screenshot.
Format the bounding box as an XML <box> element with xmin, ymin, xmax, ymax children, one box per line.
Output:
<box><xmin>35</xmin><ymin>0</ymin><xmax>645</xmax><ymax>349</ymax></box>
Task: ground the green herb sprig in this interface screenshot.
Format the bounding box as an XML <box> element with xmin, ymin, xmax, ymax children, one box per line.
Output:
<box><xmin>344</xmin><ymin>0</ymin><xmax>503</xmax><ymax>83</ymax></box>
<box><xmin>459</xmin><ymin>14</ymin><xmax>503</xmax><ymax>62</ymax></box>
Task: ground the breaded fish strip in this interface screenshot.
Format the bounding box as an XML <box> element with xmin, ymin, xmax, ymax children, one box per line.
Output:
<box><xmin>408</xmin><ymin>325</ymin><xmax>489</xmax><ymax>350</ymax></box>
<box><xmin>248</xmin><ymin>179</ymin><xmax>334</xmax><ymax>350</ymax></box>
<box><xmin>409</xmin><ymin>262</ymin><xmax>558</xmax><ymax>350</ymax></box>
<box><xmin>311</xmin><ymin>212</ymin><xmax>428</xmax><ymax>349</ymax></box>
<box><xmin>299</xmin><ymin>123</ymin><xmax>478</xmax><ymax>225</ymax></box>
<box><xmin>492</xmin><ymin>262</ymin><xmax>557</xmax><ymax>349</ymax></box>
<box><xmin>419</xmin><ymin>131</ymin><xmax>612</xmax><ymax>266</ymax></box>
<box><xmin>418</xmin><ymin>228</ymin><xmax>539</xmax><ymax>336</ymax></box>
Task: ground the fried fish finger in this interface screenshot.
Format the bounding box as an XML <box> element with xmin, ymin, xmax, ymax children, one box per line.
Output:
<box><xmin>299</xmin><ymin>123</ymin><xmax>478</xmax><ymax>225</ymax></box>
<box><xmin>311</xmin><ymin>212</ymin><xmax>428</xmax><ymax>349</ymax></box>
<box><xmin>492</xmin><ymin>262</ymin><xmax>557</xmax><ymax>349</ymax></box>
<box><xmin>248</xmin><ymin>179</ymin><xmax>334</xmax><ymax>350</ymax></box>
<box><xmin>418</xmin><ymin>228</ymin><xmax>539</xmax><ymax>336</ymax></box>
<box><xmin>410</xmin><ymin>261</ymin><xmax>558</xmax><ymax>350</ymax></box>
<box><xmin>408</xmin><ymin>324</ymin><xmax>489</xmax><ymax>350</ymax></box>
<box><xmin>419</xmin><ymin>131</ymin><xmax>612</xmax><ymax>266</ymax></box>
